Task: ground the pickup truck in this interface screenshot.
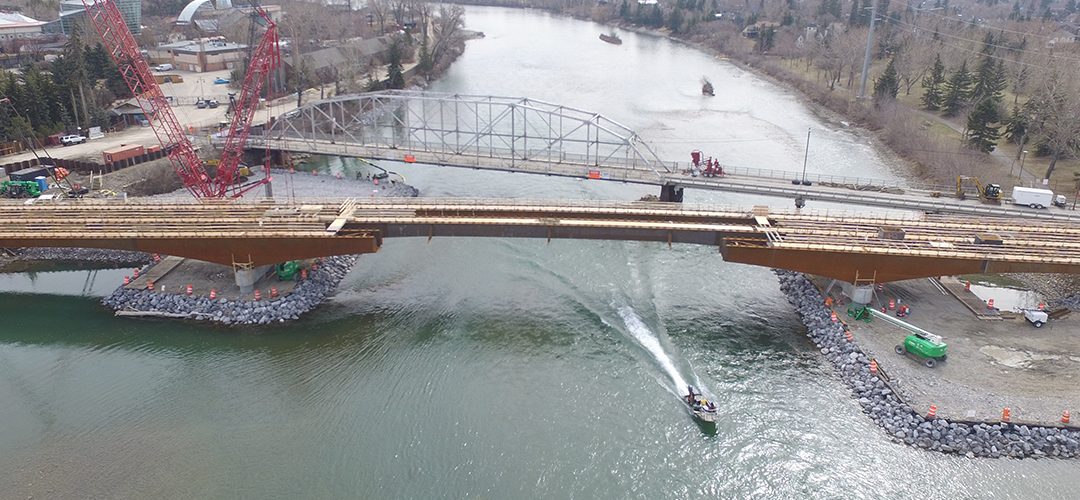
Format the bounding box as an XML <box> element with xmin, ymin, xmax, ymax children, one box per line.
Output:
<box><xmin>60</xmin><ymin>134</ymin><xmax>86</xmax><ymax>146</ymax></box>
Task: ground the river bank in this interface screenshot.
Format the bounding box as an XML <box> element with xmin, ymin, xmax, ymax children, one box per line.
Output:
<box><xmin>778</xmin><ymin>270</ymin><xmax>1080</xmax><ymax>459</ymax></box>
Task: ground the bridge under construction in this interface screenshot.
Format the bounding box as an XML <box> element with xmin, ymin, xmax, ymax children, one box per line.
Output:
<box><xmin>3</xmin><ymin>198</ymin><xmax>1079</xmax><ymax>286</ymax></box>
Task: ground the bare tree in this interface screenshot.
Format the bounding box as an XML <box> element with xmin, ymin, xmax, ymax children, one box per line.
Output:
<box><xmin>430</xmin><ymin>4</ymin><xmax>466</xmax><ymax>64</ymax></box>
<box><xmin>1026</xmin><ymin>70</ymin><xmax>1080</xmax><ymax>180</ymax></box>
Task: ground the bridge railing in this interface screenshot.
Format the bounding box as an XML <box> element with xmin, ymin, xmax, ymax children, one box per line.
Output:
<box><xmin>245</xmin><ymin>131</ymin><xmax>918</xmax><ymax>192</ymax></box>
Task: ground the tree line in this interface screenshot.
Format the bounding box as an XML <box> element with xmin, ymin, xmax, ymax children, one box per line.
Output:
<box><xmin>0</xmin><ymin>28</ymin><xmax>129</xmax><ymax>143</ymax></box>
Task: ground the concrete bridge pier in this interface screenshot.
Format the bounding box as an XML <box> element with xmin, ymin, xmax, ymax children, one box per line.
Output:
<box><xmin>235</xmin><ymin>265</ymin><xmax>273</xmax><ymax>294</ymax></box>
<box><xmin>841</xmin><ymin>282</ymin><xmax>875</xmax><ymax>305</ymax></box>
<box><xmin>660</xmin><ymin>184</ymin><xmax>684</xmax><ymax>203</ymax></box>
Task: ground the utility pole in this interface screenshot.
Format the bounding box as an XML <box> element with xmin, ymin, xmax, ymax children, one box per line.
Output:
<box><xmin>858</xmin><ymin>0</ymin><xmax>879</xmax><ymax>99</ymax></box>
<box><xmin>801</xmin><ymin>128</ymin><xmax>811</xmax><ymax>183</ymax></box>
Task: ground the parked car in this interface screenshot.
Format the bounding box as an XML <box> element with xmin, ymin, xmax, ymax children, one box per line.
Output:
<box><xmin>154</xmin><ymin>63</ymin><xmax>173</xmax><ymax>71</ymax></box>
<box><xmin>60</xmin><ymin>134</ymin><xmax>86</xmax><ymax>146</ymax></box>
<box><xmin>213</xmin><ymin>77</ymin><xmax>230</xmax><ymax>84</ymax></box>
<box><xmin>207</xmin><ymin>99</ymin><xmax>219</xmax><ymax>108</ymax></box>
<box><xmin>196</xmin><ymin>99</ymin><xmax>209</xmax><ymax>109</ymax></box>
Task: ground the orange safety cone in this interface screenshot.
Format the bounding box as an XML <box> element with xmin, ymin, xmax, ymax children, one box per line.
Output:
<box><xmin>146</xmin><ymin>280</ymin><xmax>154</xmax><ymax>291</ymax></box>
<box><xmin>153</xmin><ymin>253</ymin><xmax>161</xmax><ymax>263</ymax></box>
<box><xmin>1039</xmin><ymin>302</ymin><xmax>1045</xmax><ymax>310</ymax></box>
<box><xmin>300</xmin><ymin>268</ymin><xmax>308</xmax><ymax>280</ymax></box>
<box><xmin>927</xmin><ymin>405</ymin><xmax>938</xmax><ymax>419</ymax></box>
<box><xmin>1063</xmin><ymin>410</ymin><xmax>1071</xmax><ymax>425</ymax></box>
<box><xmin>965</xmin><ymin>280</ymin><xmax>971</xmax><ymax>291</ymax></box>
<box><xmin>253</xmin><ymin>289</ymin><xmax>262</xmax><ymax>301</ymax></box>
<box><xmin>312</xmin><ymin>169</ymin><xmax>318</xmax><ymax>176</ymax></box>
<box><xmin>824</xmin><ymin>296</ymin><xmax>833</xmax><ymax>307</ymax></box>
<box><xmin>1002</xmin><ymin>407</ymin><xmax>1011</xmax><ymax>422</ymax></box>
<box><xmin>844</xmin><ymin>331</ymin><xmax>854</xmax><ymax>342</ymax></box>
<box><xmin>869</xmin><ymin>359</ymin><xmax>879</xmax><ymax>375</ymax></box>
<box><xmin>270</xmin><ymin>287</ymin><xmax>279</xmax><ymax>298</ymax></box>
<box><xmin>209</xmin><ymin>289</ymin><xmax>217</xmax><ymax>300</ymax></box>
<box><xmin>987</xmin><ymin>298</ymin><xmax>995</xmax><ymax>309</ymax></box>
<box><xmin>133</xmin><ymin>268</ymin><xmax>140</xmax><ymax>278</ymax></box>
<box><xmin>876</xmin><ymin>283</ymin><xmax>884</xmax><ymax>292</ymax></box>
<box><xmin>124</xmin><ymin>276</ymin><xmax>130</xmax><ymax>285</ymax></box>
<box><xmin>888</xmin><ymin>298</ymin><xmax>896</xmax><ymax>310</ymax></box>
<box><xmin>186</xmin><ymin>284</ymin><xmax>193</xmax><ymax>296</ymax></box>
<box><xmin>830</xmin><ymin>311</ymin><xmax>838</xmax><ymax>323</ymax></box>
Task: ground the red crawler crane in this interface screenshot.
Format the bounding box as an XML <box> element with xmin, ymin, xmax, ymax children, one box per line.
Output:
<box><xmin>80</xmin><ymin>0</ymin><xmax>279</xmax><ymax>198</ymax></box>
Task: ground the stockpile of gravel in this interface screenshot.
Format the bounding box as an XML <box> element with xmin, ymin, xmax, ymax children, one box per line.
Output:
<box><xmin>776</xmin><ymin>270</ymin><xmax>1080</xmax><ymax>459</ymax></box>
<box><xmin>14</xmin><ymin>248</ymin><xmax>151</xmax><ymax>266</ymax></box>
<box><xmin>101</xmin><ymin>255</ymin><xmax>357</xmax><ymax>325</ymax></box>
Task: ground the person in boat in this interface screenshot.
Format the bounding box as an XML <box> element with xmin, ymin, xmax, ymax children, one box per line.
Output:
<box><xmin>686</xmin><ymin>386</ymin><xmax>696</xmax><ymax>405</ymax></box>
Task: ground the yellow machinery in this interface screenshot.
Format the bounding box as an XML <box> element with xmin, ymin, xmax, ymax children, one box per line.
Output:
<box><xmin>956</xmin><ymin>176</ymin><xmax>1002</xmax><ymax>202</ymax></box>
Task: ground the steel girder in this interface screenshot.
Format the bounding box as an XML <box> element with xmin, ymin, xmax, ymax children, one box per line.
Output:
<box><xmin>264</xmin><ymin>90</ymin><xmax>671</xmax><ymax>177</ymax></box>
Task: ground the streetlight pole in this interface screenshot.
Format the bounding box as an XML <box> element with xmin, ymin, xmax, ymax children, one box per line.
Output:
<box><xmin>858</xmin><ymin>0</ymin><xmax>879</xmax><ymax>99</ymax></box>
<box><xmin>801</xmin><ymin>128</ymin><xmax>811</xmax><ymax>183</ymax></box>
<box><xmin>1018</xmin><ymin>150</ymin><xmax>1028</xmax><ymax>181</ymax></box>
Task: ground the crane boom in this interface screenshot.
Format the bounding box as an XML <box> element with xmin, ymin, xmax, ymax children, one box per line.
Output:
<box><xmin>214</xmin><ymin>6</ymin><xmax>280</xmax><ymax>198</ymax></box>
<box><xmin>80</xmin><ymin>0</ymin><xmax>215</xmax><ymax>199</ymax></box>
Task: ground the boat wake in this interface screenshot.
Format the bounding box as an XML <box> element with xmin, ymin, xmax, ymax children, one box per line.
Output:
<box><xmin>616</xmin><ymin>305</ymin><xmax>691</xmax><ymax>395</ymax></box>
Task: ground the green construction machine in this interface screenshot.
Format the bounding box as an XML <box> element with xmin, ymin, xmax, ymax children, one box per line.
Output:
<box><xmin>275</xmin><ymin>261</ymin><xmax>300</xmax><ymax>280</ymax></box>
<box><xmin>894</xmin><ymin>332</ymin><xmax>948</xmax><ymax>368</ymax></box>
<box><xmin>0</xmin><ymin>180</ymin><xmax>42</xmax><ymax>198</ymax></box>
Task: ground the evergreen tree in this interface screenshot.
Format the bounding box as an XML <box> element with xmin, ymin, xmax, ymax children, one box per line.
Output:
<box><xmin>417</xmin><ymin>40</ymin><xmax>433</xmax><ymax>75</ymax></box>
<box><xmin>941</xmin><ymin>60</ymin><xmax>972</xmax><ymax>117</ymax></box>
<box><xmin>872</xmin><ymin>57</ymin><xmax>900</xmax><ymax>102</ymax></box>
<box><xmin>921</xmin><ymin>54</ymin><xmax>946</xmax><ymax>110</ymax></box>
<box><xmin>1004</xmin><ymin>105</ymin><xmax>1028</xmax><ymax>146</ymax></box>
<box><xmin>966</xmin><ymin>98</ymin><xmax>1002</xmax><ymax>152</ymax></box>
<box><xmin>668</xmin><ymin>7</ymin><xmax>684</xmax><ymax>32</ymax></box>
<box><xmin>385</xmin><ymin>40</ymin><xmax>406</xmax><ymax>90</ymax></box>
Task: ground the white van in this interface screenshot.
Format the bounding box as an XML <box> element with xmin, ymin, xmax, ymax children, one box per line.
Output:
<box><xmin>154</xmin><ymin>63</ymin><xmax>174</xmax><ymax>71</ymax></box>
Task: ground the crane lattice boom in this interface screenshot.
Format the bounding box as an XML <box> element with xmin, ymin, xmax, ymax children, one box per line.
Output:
<box><xmin>80</xmin><ymin>0</ymin><xmax>214</xmax><ymax>198</ymax></box>
<box><xmin>80</xmin><ymin>0</ymin><xmax>280</xmax><ymax>199</ymax></box>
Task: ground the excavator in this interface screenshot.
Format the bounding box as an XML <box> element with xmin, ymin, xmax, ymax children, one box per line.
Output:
<box><xmin>956</xmin><ymin>176</ymin><xmax>1002</xmax><ymax>203</ymax></box>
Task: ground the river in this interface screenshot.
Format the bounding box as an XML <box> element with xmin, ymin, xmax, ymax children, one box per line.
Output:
<box><xmin>0</xmin><ymin>6</ymin><xmax>1073</xmax><ymax>498</ymax></box>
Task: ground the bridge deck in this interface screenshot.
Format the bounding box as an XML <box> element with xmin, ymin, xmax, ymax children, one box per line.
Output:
<box><xmin>2</xmin><ymin>198</ymin><xmax>1079</xmax><ymax>282</ymax></box>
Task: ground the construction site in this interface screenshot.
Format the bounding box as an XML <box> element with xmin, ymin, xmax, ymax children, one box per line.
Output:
<box><xmin>0</xmin><ymin>0</ymin><xmax>1079</xmax><ymax>462</ymax></box>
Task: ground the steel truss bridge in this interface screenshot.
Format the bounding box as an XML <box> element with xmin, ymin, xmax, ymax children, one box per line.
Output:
<box><xmin>4</xmin><ymin>198</ymin><xmax>1080</xmax><ymax>284</ymax></box>
<box><xmin>236</xmin><ymin>91</ymin><xmax>1080</xmax><ymax>222</ymax></box>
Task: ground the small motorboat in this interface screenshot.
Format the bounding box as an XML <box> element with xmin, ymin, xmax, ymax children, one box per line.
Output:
<box><xmin>701</xmin><ymin>77</ymin><xmax>715</xmax><ymax>96</ymax></box>
<box><xmin>685</xmin><ymin>385</ymin><xmax>718</xmax><ymax>423</ymax></box>
<box><xmin>600</xmin><ymin>32</ymin><xmax>622</xmax><ymax>45</ymax></box>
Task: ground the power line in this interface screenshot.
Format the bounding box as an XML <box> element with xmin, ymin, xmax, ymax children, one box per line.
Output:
<box><xmin>899</xmin><ymin>0</ymin><xmax>1062</xmax><ymax>41</ymax></box>
<box><xmin>887</xmin><ymin>14</ymin><xmax>1080</xmax><ymax>66</ymax></box>
<box><xmin>886</xmin><ymin>14</ymin><xmax>1074</xmax><ymax>70</ymax></box>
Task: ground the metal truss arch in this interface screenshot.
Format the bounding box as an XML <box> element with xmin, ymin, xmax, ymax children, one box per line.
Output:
<box><xmin>266</xmin><ymin>90</ymin><xmax>671</xmax><ymax>177</ymax></box>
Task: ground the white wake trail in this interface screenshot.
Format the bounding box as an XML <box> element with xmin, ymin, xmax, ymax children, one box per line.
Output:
<box><xmin>617</xmin><ymin>306</ymin><xmax>688</xmax><ymax>393</ymax></box>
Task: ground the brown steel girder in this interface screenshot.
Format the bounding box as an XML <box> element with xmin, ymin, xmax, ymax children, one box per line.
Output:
<box><xmin>720</xmin><ymin>240</ymin><xmax>1080</xmax><ymax>283</ymax></box>
<box><xmin>0</xmin><ymin>235</ymin><xmax>381</xmax><ymax>266</ymax></box>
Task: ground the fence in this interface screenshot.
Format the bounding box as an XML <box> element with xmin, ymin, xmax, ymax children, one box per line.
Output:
<box><xmin>1</xmin><ymin>148</ymin><xmax>170</xmax><ymax>177</ymax></box>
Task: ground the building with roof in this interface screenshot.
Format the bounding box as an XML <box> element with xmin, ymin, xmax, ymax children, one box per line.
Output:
<box><xmin>0</xmin><ymin>12</ymin><xmax>46</xmax><ymax>39</ymax></box>
<box><xmin>47</xmin><ymin>0</ymin><xmax>141</xmax><ymax>35</ymax></box>
<box><xmin>148</xmin><ymin>37</ymin><xmax>248</xmax><ymax>72</ymax></box>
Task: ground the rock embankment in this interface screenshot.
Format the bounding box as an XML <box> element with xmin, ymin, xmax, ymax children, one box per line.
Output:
<box><xmin>102</xmin><ymin>256</ymin><xmax>357</xmax><ymax>325</ymax></box>
<box><xmin>776</xmin><ymin>270</ymin><xmax>1080</xmax><ymax>459</ymax></box>
<box><xmin>10</xmin><ymin>248</ymin><xmax>151</xmax><ymax>266</ymax></box>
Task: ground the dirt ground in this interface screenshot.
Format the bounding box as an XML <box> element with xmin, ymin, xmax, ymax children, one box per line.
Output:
<box><xmin>124</xmin><ymin>258</ymin><xmax>304</xmax><ymax>301</ymax></box>
<box><xmin>820</xmin><ymin>277</ymin><xmax>1080</xmax><ymax>426</ymax></box>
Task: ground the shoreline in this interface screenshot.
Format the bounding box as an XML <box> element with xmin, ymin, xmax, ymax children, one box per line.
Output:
<box><xmin>777</xmin><ymin>269</ymin><xmax>1080</xmax><ymax>459</ymax></box>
